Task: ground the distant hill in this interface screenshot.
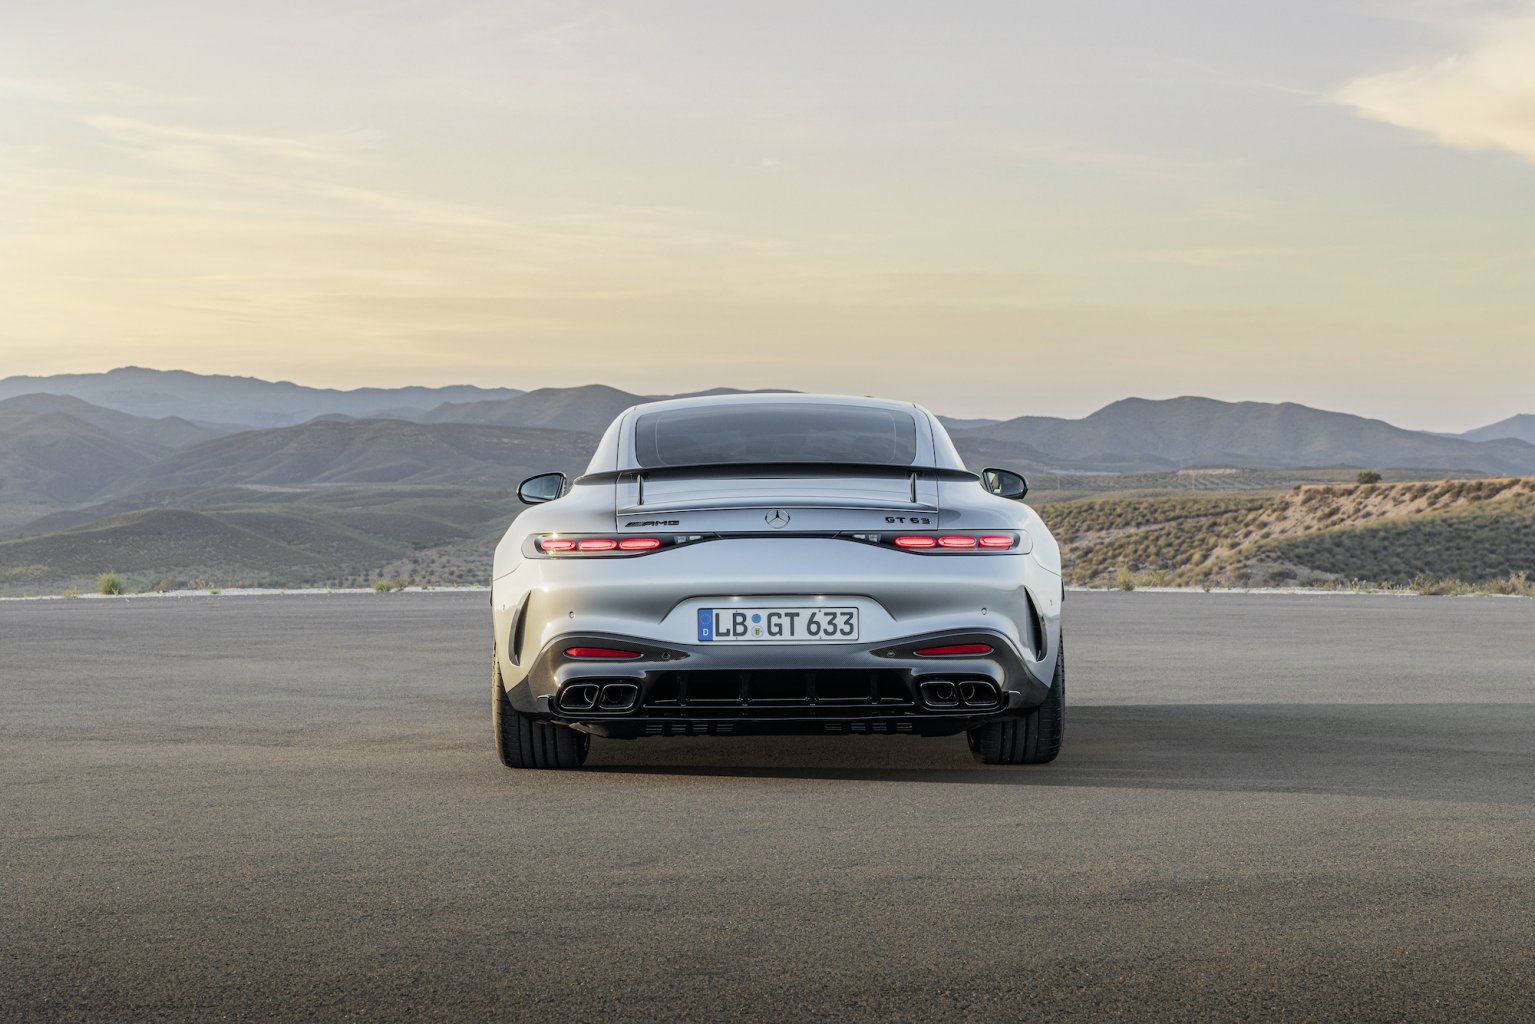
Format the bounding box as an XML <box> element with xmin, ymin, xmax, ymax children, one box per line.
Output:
<box><xmin>0</xmin><ymin>366</ymin><xmax>520</xmax><ymax>428</ymax></box>
<box><xmin>0</xmin><ymin>393</ymin><xmax>224</xmax><ymax>451</ymax></box>
<box><xmin>109</xmin><ymin>418</ymin><xmax>597</xmax><ymax>495</ymax></box>
<box><xmin>0</xmin><ymin>412</ymin><xmax>157</xmax><ymax>508</ymax></box>
<box><xmin>0</xmin><ymin>481</ymin><xmax>542</xmax><ymax>593</ymax></box>
<box><xmin>1042</xmin><ymin>476</ymin><xmax>1535</xmax><ymax>588</ymax></box>
<box><xmin>0</xmin><ymin>493</ymin><xmax>516</xmax><ymax>593</ymax></box>
<box><xmin>968</xmin><ymin>397</ymin><xmax>1535</xmax><ymax>475</ymax></box>
<box><xmin>419</xmin><ymin>384</ymin><xmax>652</xmax><ymax>433</ymax></box>
<box><xmin>1461</xmin><ymin>414</ymin><xmax>1535</xmax><ymax>446</ymax></box>
<box><xmin>0</xmin><ymin>395</ymin><xmax>229</xmax><ymax>519</ymax></box>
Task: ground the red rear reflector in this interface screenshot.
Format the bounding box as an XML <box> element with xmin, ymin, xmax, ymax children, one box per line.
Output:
<box><xmin>915</xmin><ymin>644</ymin><xmax>993</xmax><ymax>657</ymax></box>
<box><xmin>618</xmin><ymin>537</ymin><xmax>662</xmax><ymax>551</ymax></box>
<box><xmin>894</xmin><ymin>535</ymin><xmax>936</xmax><ymax>549</ymax></box>
<box><xmin>938</xmin><ymin>535</ymin><xmax>978</xmax><ymax>548</ymax></box>
<box><xmin>540</xmin><ymin>537</ymin><xmax>576</xmax><ymax>552</ymax></box>
<box><xmin>577</xmin><ymin>538</ymin><xmax>618</xmax><ymax>551</ymax></box>
<box><xmin>979</xmin><ymin>535</ymin><xmax>1014</xmax><ymax>548</ymax></box>
<box><xmin>564</xmin><ymin>647</ymin><xmax>641</xmax><ymax>659</ymax></box>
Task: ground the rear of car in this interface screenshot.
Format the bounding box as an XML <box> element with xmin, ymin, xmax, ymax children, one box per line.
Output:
<box><xmin>490</xmin><ymin>394</ymin><xmax>1065</xmax><ymax>769</ymax></box>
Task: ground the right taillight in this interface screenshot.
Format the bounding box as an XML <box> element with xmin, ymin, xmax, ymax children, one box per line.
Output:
<box><xmin>852</xmin><ymin>532</ymin><xmax>1022</xmax><ymax>553</ymax></box>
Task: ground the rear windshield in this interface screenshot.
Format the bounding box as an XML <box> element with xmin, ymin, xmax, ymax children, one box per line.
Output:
<box><xmin>632</xmin><ymin>403</ymin><xmax>921</xmax><ymax>468</ymax></box>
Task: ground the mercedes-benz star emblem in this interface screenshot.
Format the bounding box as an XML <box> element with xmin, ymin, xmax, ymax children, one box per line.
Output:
<box><xmin>765</xmin><ymin>508</ymin><xmax>790</xmax><ymax>529</ymax></box>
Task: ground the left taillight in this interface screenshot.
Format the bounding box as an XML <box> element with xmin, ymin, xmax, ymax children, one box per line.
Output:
<box><xmin>533</xmin><ymin>534</ymin><xmax>676</xmax><ymax>557</ymax></box>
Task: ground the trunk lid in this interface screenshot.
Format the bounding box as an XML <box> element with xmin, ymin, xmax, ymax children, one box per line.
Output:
<box><xmin>615</xmin><ymin>470</ymin><xmax>940</xmax><ymax>534</ymax></box>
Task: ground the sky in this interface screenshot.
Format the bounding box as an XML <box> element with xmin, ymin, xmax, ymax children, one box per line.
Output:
<box><xmin>2</xmin><ymin>0</ymin><xmax>1533</xmax><ymax>431</ymax></box>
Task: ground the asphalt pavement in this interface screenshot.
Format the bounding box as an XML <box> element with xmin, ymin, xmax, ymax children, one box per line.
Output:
<box><xmin>3</xmin><ymin>591</ymin><xmax>1533</xmax><ymax>1022</ymax></box>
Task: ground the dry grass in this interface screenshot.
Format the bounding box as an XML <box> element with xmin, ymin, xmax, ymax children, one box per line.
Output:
<box><xmin>1051</xmin><ymin>478</ymin><xmax>1535</xmax><ymax>591</ymax></box>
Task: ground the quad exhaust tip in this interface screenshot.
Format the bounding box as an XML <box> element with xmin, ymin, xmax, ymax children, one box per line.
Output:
<box><xmin>598</xmin><ymin>682</ymin><xmax>640</xmax><ymax>710</ymax></box>
<box><xmin>558</xmin><ymin>681</ymin><xmax>639</xmax><ymax>713</ymax></box>
<box><xmin>919</xmin><ymin>680</ymin><xmax>959</xmax><ymax>708</ymax></box>
<box><xmin>919</xmin><ymin>679</ymin><xmax>999</xmax><ymax>710</ymax></box>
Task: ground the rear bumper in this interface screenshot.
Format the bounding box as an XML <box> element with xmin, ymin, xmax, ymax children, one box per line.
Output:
<box><xmin>492</xmin><ymin>537</ymin><xmax>1065</xmax><ymax>697</ymax></box>
<box><xmin>503</xmin><ymin>628</ymin><xmax>1053</xmax><ymax>738</ymax></box>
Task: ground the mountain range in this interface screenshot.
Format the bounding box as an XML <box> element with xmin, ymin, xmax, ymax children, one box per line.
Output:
<box><xmin>0</xmin><ymin>366</ymin><xmax>519</xmax><ymax>428</ymax></box>
<box><xmin>2</xmin><ymin>371</ymin><xmax>1533</xmax><ymax>517</ymax></box>
<box><xmin>1</xmin><ymin>368</ymin><xmax>1532</xmax><ymax>593</ymax></box>
<box><xmin>958</xmin><ymin>396</ymin><xmax>1535</xmax><ymax>475</ymax></box>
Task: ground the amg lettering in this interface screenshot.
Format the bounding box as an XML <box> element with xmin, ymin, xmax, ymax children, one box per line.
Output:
<box><xmin>625</xmin><ymin>520</ymin><xmax>681</xmax><ymax>528</ymax></box>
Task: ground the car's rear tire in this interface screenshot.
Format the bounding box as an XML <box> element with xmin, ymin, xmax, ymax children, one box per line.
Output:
<box><xmin>967</xmin><ymin>638</ymin><xmax>1065</xmax><ymax>765</ymax></box>
<box><xmin>494</xmin><ymin>652</ymin><xmax>589</xmax><ymax>770</ymax></box>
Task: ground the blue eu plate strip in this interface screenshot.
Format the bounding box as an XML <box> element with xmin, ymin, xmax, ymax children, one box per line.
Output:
<box><xmin>697</xmin><ymin>608</ymin><xmax>714</xmax><ymax>642</ymax></box>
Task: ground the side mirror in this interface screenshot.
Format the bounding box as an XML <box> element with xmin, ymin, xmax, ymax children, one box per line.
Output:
<box><xmin>982</xmin><ymin>468</ymin><xmax>1028</xmax><ymax>501</ymax></box>
<box><xmin>517</xmin><ymin>472</ymin><xmax>566</xmax><ymax>505</ymax></box>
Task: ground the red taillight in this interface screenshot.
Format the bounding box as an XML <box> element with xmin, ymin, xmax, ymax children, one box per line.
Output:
<box><xmin>564</xmin><ymin>647</ymin><xmax>641</xmax><ymax>659</ymax></box>
<box><xmin>915</xmin><ymin>644</ymin><xmax>994</xmax><ymax>657</ymax></box>
<box><xmin>539</xmin><ymin>535</ymin><xmax>668</xmax><ymax>554</ymax></box>
<box><xmin>889</xmin><ymin>534</ymin><xmax>1014</xmax><ymax>551</ymax></box>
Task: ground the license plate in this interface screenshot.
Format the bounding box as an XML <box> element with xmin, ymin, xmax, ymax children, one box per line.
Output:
<box><xmin>698</xmin><ymin>607</ymin><xmax>859</xmax><ymax>642</ymax></box>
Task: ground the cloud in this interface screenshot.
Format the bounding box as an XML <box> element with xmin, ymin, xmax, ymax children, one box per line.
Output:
<box><xmin>1336</xmin><ymin>7</ymin><xmax>1535</xmax><ymax>165</ymax></box>
<box><xmin>80</xmin><ymin>115</ymin><xmax>380</xmax><ymax>165</ymax></box>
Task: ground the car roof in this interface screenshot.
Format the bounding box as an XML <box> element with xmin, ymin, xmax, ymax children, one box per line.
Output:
<box><xmin>626</xmin><ymin>392</ymin><xmax>924</xmax><ymax>417</ymax></box>
<box><xmin>579</xmin><ymin>392</ymin><xmax>963</xmax><ymax>475</ymax></box>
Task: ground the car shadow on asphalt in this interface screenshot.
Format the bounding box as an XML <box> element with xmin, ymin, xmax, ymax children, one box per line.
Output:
<box><xmin>583</xmin><ymin>703</ymin><xmax>1535</xmax><ymax>806</ymax></box>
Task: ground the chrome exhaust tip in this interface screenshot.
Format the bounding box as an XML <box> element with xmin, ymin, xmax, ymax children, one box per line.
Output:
<box><xmin>959</xmin><ymin>680</ymin><xmax>999</xmax><ymax>708</ymax></box>
<box><xmin>918</xmin><ymin>680</ymin><xmax>959</xmax><ymax>708</ymax></box>
<box><xmin>598</xmin><ymin>682</ymin><xmax>640</xmax><ymax>711</ymax></box>
<box><xmin>558</xmin><ymin>682</ymin><xmax>600</xmax><ymax>712</ymax></box>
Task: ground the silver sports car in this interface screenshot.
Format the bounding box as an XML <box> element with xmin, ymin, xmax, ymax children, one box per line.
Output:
<box><xmin>491</xmin><ymin>393</ymin><xmax>1064</xmax><ymax>769</ymax></box>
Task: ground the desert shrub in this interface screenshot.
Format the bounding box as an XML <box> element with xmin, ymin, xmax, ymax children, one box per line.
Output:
<box><xmin>1484</xmin><ymin>573</ymin><xmax>1534</xmax><ymax>597</ymax></box>
<box><xmin>1411</xmin><ymin>575</ymin><xmax>1474</xmax><ymax>597</ymax></box>
<box><xmin>1268</xmin><ymin>567</ymin><xmax>1297</xmax><ymax>583</ymax></box>
<box><xmin>97</xmin><ymin>572</ymin><xmax>125</xmax><ymax>596</ymax></box>
<box><xmin>390</xmin><ymin>576</ymin><xmax>410</xmax><ymax>591</ymax></box>
<box><xmin>1356</xmin><ymin>471</ymin><xmax>1382</xmax><ymax>485</ymax></box>
<box><xmin>373</xmin><ymin>579</ymin><xmax>392</xmax><ymax>593</ymax></box>
<box><xmin>62</xmin><ymin>587</ymin><xmax>79</xmax><ymax>599</ymax></box>
<box><xmin>1115</xmin><ymin>565</ymin><xmax>1135</xmax><ymax>591</ymax></box>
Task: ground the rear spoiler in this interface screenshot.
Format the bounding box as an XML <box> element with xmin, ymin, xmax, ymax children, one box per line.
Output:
<box><xmin>575</xmin><ymin>462</ymin><xmax>980</xmax><ymax>486</ymax></box>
